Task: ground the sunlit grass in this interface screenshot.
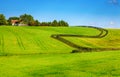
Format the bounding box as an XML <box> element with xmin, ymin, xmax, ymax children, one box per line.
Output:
<box><xmin>0</xmin><ymin>26</ymin><xmax>120</xmax><ymax>77</ymax></box>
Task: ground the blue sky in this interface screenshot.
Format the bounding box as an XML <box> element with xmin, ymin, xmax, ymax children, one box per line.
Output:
<box><xmin>0</xmin><ymin>0</ymin><xmax>120</xmax><ymax>28</ymax></box>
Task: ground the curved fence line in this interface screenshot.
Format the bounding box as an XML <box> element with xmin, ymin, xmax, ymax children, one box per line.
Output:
<box><xmin>0</xmin><ymin>26</ymin><xmax>119</xmax><ymax>56</ymax></box>
<box><xmin>51</xmin><ymin>26</ymin><xmax>120</xmax><ymax>53</ymax></box>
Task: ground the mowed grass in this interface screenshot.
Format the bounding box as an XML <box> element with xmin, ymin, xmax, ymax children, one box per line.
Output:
<box><xmin>0</xmin><ymin>26</ymin><xmax>101</xmax><ymax>54</ymax></box>
<box><xmin>64</xmin><ymin>29</ymin><xmax>120</xmax><ymax>48</ymax></box>
<box><xmin>0</xmin><ymin>26</ymin><xmax>120</xmax><ymax>77</ymax></box>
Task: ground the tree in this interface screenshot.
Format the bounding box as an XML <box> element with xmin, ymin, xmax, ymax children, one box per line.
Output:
<box><xmin>0</xmin><ymin>14</ymin><xmax>7</xmax><ymax>25</ymax></box>
<box><xmin>8</xmin><ymin>17</ymin><xmax>19</xmax><ymax>25</ymax></box>
<box><xmin>47</xmin><ymin>22</ymin><xmax>52</xmax><ymax>26</ymax></box>
<box><xmin>34</xmin><ymin>20</ymin><xmax>40</xmax><ymax>26</ymax></box>
<box><xmin>0</xmin><ymin>13</ymin><xmax>69</xmax><ymax>26</ymax></box>
<box><xmin>40</xmin><ymin>22</ymin><xmax>49</xmax><ymax>26</ymax></box>
<box><xmin>28</xmin><ymin>21</ymin><xmax>35</xmax><ymax>26</ymax></box>
<box><xmin>20</xmin><ymin>14</ymin><xmax>34</xmax><ymax>26</ymax></box>
<box><xmin>38</xmin><ymin>20</ymin><xmax>69</xmax><ymax>27</ymax></box>
<box><xmin>58</xmin><ymin>20</ymin><xmax>69</xmax><ymax>27</ymax></box>
<box><xmin>51</xmin><ymin>20</ymin><xmax>58</xmax><ymax>26</ymax></box>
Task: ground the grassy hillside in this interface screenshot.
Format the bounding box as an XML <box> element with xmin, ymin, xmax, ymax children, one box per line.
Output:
<box><xmin>0</xmin><ymin>26</ymin><xmax>102</xmax><ymax>55</ymax></box>
<box><xmin>64</xmin><ymin>29</ymin><xmax>120</xmax><ymax>48</ymax></box>
<box><xmin>0</xmin><ymin>26</ymin><xmax>120</xmax><ymax>77</ymax></box>
<box><xmin>0</xmin><ymin>26</ymin><xmax>119</xmax><ymax>55</ymax></box>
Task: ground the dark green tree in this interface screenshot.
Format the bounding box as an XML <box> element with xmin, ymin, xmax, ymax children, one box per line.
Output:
<box><xmin>20</xmin><ymin>14</ymin><xmax>34</xmax><ymax>26</ymax></box>
<box><xmin>47</xmin><ymin>22</ymin><xmax>52</xmax><ymax>26</ymax></box>
<box><xmin>34</xmin><ymin>20</ymin><xmax>40</xmax><ymax>26</ymax></box>
<box><xmin>40</xmin><ymin>22</ymin><xmax>49</xmax><ymax>26</ymax></box>
<box><xmin>58</xmin><ymin>20</ymin><xmax>69</xmax><ymax>27</ymax></box>
<box><xmin>0</xmin><ymin>14</ymin><xmax>7</xmax><ymax>25</ymax></box>
<box><xmin>28</xmin><ymin>21</ymin><xmax>35</xmax><ymax>26</ymax></box>
<box><xmin>51</xmin><ymin>20</ymin><xmax>58</xmax><ymax>26</ymax></box>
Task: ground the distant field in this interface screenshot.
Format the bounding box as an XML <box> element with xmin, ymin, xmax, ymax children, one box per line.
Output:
<box><xmin>0</xmin><ymin>26</ymin><xmax>120</xmax><ymax>77</ymax></box>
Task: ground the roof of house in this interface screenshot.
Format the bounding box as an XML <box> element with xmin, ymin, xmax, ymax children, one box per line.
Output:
<box><xmin>11</xmin><ymin>20</ymin><xmax>21</xmax><ymax>23</ymax></box>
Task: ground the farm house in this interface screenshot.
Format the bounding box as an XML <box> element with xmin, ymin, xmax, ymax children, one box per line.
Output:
<box><xmin>11</xmin><ymin>20</ymin><xmax>27</xmax><ymax>26</ymax></box>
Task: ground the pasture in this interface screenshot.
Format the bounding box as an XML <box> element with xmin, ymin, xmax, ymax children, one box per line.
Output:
<box><xmin>0</xmin><ymin>26</ymin><xmax>120</xmax><ymax>77</ymax></box>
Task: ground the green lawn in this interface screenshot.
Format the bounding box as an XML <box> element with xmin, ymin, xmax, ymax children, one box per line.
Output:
<box><xmin>0</xmin><ymin>26</ymin><xmax>120</xmax><ymax>77</ymax></box>
<box><xmin>64</xmin><ymin>29</ymin><xmax>120</xmax><ymax>48</ymax></box>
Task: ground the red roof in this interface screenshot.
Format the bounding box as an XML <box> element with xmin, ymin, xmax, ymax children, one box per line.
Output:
<box><xmin>11</xmin><ymin>20</ymin><xmax>20</xmax><ymax>23</ymax></box>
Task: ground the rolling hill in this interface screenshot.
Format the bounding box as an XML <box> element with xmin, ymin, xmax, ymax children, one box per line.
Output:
<box><xmin>0</xmin><ymin>26</ymin><xmax>120</xmax><ymax>55</ymax></box>
<box><xmin>0</xmin><ymin>26</ymin><xmax>120</xmax><ymax>77</ymax></box>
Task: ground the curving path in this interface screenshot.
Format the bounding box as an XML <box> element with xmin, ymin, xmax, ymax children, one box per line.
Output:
<box><xmin>51</xmin><ymin>26</ymin><xmax>120</xmax><ymax>53</ymax></box>
<box><xmin>0</xmin><ymin>26</ymin><xmax>120</xmax><ymax>56</ymax></box>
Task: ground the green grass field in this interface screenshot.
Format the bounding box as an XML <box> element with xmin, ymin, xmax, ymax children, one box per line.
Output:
<box><xmin>0</xmin><ymin>26</ymin><xmax>120</xmax><ymax>77</ymax></box>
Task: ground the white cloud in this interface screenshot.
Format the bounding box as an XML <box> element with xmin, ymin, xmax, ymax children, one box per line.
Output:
<box><xmin>110</xmin><ymin>21</ymin><xmax>115</xmax><ymax>25</ymax></box>
<box><xmin>109</xmin><ymin>0</ymin><xmax>119</xmax><ymax>5</ymax></box>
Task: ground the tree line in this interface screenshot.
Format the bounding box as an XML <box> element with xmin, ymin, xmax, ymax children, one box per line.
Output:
<box><xmin>0</xmin><ymin>14</ymin><xmax>69</xmax><ymax>26</ymax></box>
